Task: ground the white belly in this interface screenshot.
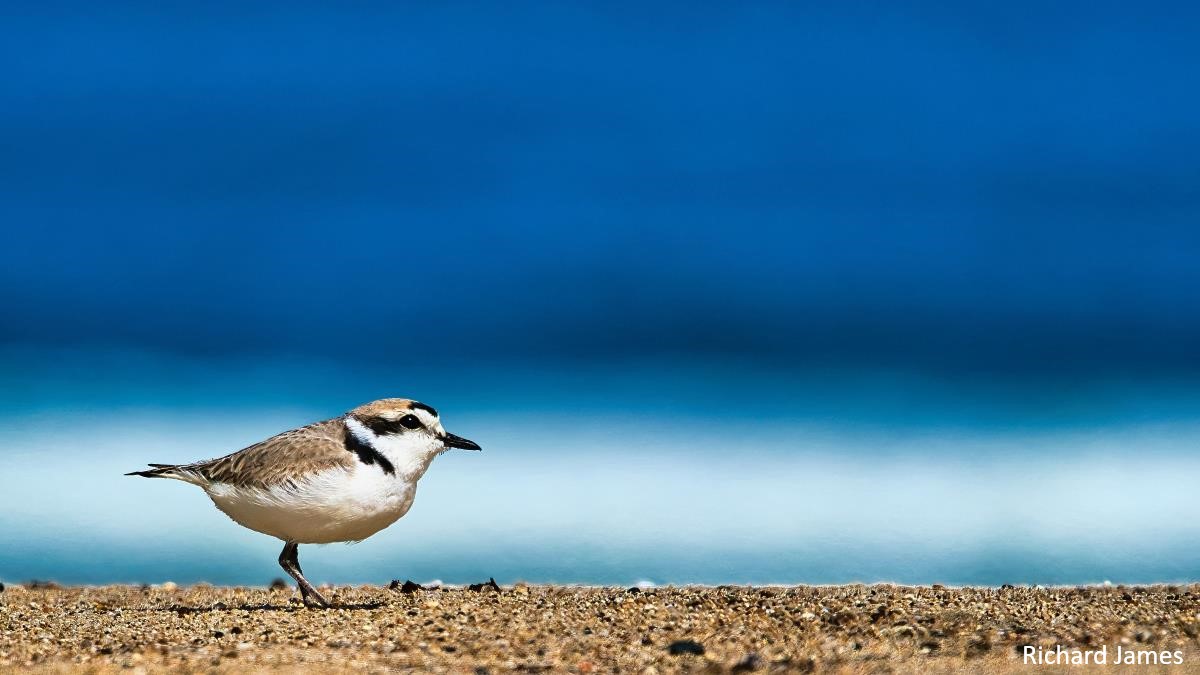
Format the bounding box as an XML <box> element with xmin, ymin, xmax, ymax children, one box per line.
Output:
<box><xmin>204</xmin><ymin>465</ymin><xmax>416</xmax><ymax>544</ymax></box>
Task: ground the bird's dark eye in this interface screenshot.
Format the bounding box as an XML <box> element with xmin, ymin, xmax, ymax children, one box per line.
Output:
<box><xmin>399</xmin><ymin>414</ymin><xmax>422</xmax><ymax>430</ymax></box>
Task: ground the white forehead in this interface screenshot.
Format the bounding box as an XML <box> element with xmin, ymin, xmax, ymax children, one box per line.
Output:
<box><xmin>409</xmin><ymin>407</ymin><xmax>441</xmax><ymax>429</ymax></box>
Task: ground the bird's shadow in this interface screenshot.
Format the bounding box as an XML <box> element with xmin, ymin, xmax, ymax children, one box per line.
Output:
<box><xmin>164</xmin><ymin>601</ymin><xmax>386</xmax><ymax>614</ymax></box>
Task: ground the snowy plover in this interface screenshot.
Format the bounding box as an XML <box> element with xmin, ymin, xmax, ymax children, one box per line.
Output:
<box><xmin>126</xmin><ymin>398</ymin><xmax>480</xmax><ymax>607</ymax></box>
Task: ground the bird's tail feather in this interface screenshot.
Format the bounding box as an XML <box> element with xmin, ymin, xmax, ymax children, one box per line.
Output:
<box><xmin>125</xmin><ymin>464</ymin><xmax>206</xmax><ymax>485</ymax></box>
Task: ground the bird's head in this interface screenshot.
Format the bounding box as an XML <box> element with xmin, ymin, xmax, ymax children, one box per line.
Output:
<box><xmin>344</xmin><ymin>398</ymin><xmax>480</xmax><ymax>474</ymax></box>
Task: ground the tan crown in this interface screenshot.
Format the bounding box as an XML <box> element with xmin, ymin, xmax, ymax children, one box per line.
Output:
<box><xmin>348</xmin><ymin>398</ymin><xmax>436</xmax><ymax>420</ymax></box>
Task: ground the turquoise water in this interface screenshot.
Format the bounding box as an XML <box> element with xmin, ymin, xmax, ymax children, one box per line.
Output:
<box><xmin>2</xmin><ymin>349</ymin><xmax>1198</xmax><ymax>587</ymax></box>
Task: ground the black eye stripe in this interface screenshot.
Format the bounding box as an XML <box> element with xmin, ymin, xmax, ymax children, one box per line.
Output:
<box><xmin>361</xmin><ymin>416</ymin><xmax>415</xmax><ymax>435</ymax></box>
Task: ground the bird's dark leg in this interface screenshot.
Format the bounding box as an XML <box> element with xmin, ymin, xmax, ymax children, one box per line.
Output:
<box><xmin>278</xmin><ymin>542</ymin><xmax>329</xmax><ymax>608</ymax></box>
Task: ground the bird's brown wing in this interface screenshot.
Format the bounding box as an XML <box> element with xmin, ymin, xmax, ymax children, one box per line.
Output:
<box><xmin>184</xmin><ymin>418</ymin><xmax>356</xmax><ymax>489</ymax></box>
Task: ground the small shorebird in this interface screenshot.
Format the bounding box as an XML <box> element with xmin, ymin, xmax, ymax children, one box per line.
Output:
<box><xmin>126</xmin><ymin>398</ymin><xmax>480</xmax><ymax>607</ymax></box>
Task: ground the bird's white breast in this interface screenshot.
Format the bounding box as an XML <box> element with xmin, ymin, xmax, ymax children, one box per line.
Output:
<box><xmin>205</xmin><ymin>463</ymin><xmax>418</xmax><ymax>544</ymax></box>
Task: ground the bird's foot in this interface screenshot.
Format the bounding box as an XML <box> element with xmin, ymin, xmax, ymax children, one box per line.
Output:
<box><xmin>300</xmin><ymin>587</ymin><xmax>331</xmax><ymax>608</ymax></box>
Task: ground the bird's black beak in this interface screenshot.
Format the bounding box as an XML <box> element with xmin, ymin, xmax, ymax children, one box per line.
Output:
<box><xmin>443</xmin><ymin>432</ymin><xmax>481</xmax><ymax>451</ymax></box>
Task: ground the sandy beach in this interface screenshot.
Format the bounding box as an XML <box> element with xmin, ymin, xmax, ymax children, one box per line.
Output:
<box><xmin>2</xmin><ymin>582</ymin><xmax>1198</xmax><ymax>673</ymax></box>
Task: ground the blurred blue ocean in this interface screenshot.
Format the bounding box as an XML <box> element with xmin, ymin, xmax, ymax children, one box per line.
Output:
<box><xmin>2</xmin><ymin>347</ymin><xmax>1198</xmax><ymax>587</ymax></box>
<box><xmin>2</xmin><ymin>3</ymin><xmax>1200</xmax><ymax>586</ymax></box>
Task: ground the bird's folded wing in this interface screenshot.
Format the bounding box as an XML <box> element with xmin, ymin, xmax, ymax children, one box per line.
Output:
<box><xmin>186</xmin><ymin>418</ymin><xmax>356</xmax><ymax>489</ymax></box>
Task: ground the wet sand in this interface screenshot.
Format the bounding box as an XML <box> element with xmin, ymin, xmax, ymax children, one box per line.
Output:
<box><xmin>2</xmin><ymin>582</ymin><xmax>1198</xmax><ymax>673</ymax></box>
